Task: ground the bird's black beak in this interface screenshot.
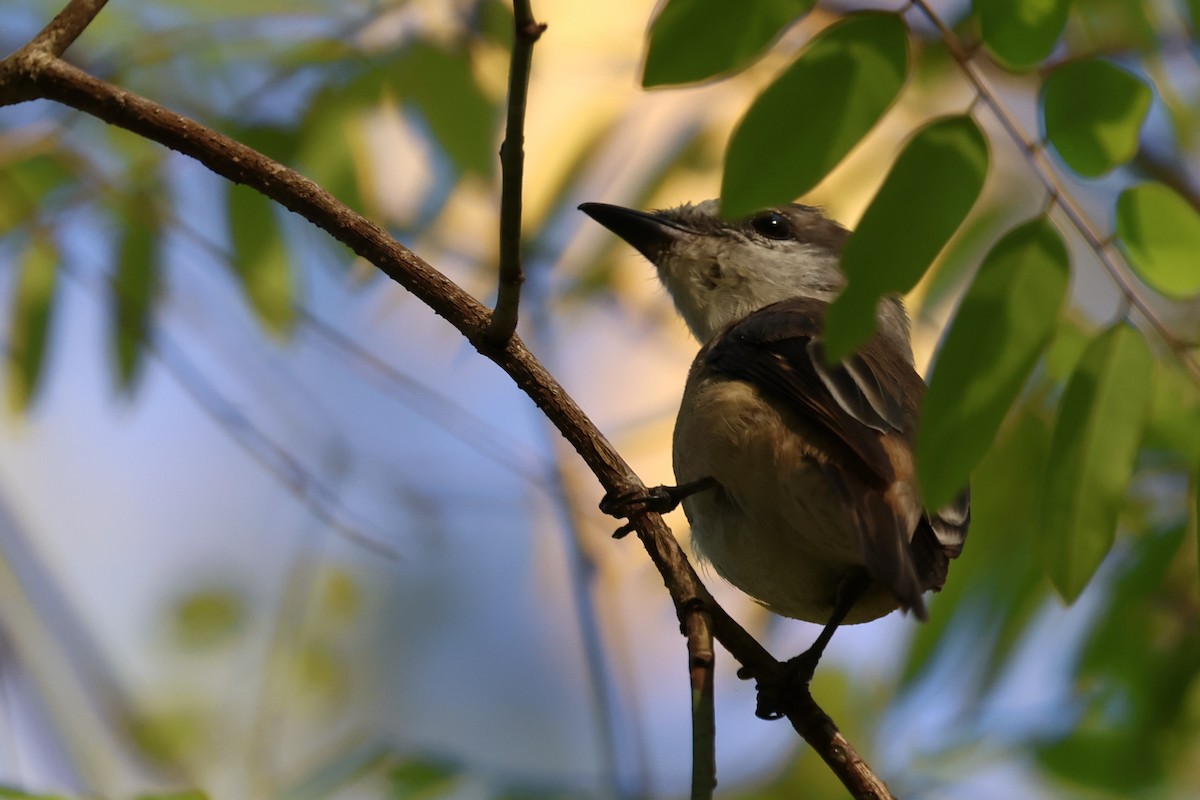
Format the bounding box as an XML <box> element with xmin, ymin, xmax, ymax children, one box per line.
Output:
<box><xmin>579</xmin><ymin>202</ymin><xmax>682</xmax><ymax>263</ymax></box>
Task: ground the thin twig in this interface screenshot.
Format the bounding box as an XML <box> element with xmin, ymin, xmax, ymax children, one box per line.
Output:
<box><xmin>0</xmin><ymin>5</ymin><xmax>896</xmax><ymax>795</ymax></box>
<box><xmin>910</xmin><ymin>0</ymin><xmax>1200</xmax><ymax>384</ymax></box>
<box><xmin>684</xmin><ymin>602</ymin><xmax>716</xmax><ymax>800</ymax></box>
<box><xmin>486</xmin><ymin>0</ymin><xmax>546</xmax><ymax>345</ymax></box>
<box><xmin>29</xmin><ymin>0</ymin><xmax>107</xmax><ymax>56</ymax></box>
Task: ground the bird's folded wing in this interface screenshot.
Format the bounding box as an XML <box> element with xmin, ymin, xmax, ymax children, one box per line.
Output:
<box><xmin>701</xmin><ymin>297</ymin><xmax>923</xmax><ymax>488</ymax></box>
<box><xmin>701</xmin><ymin>297</ymin><xmax>964</xmax><ymax>611</ymax></box>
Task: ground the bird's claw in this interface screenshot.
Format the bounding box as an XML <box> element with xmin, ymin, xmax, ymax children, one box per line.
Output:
<box><xmin>742</xmin><ymin>652</ymin><xmax>820</xmax><ymax>721</ymax></box>
<box><xmin>599</xmin><ymin>485</ymin><xmax>685</xmax><ymax>538</ymax></box>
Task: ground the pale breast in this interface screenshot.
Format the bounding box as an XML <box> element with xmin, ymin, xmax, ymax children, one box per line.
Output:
<box><xmin>673</xmin><ymin>372</ymin><xmax>900</xmax><ymax>623</ymax></box>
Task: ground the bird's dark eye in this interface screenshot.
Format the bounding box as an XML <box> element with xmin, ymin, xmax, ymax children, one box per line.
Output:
<box><xmin>749</xmin><ymin>211</ymin><xmax>794</xmax><ymax>240</ymax></box>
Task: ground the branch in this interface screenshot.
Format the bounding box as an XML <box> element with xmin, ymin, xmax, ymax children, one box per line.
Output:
<box><xmin>785</xmin><ymin>692</ymin><xmax>895</xmax><ymax>799</ymax></box>
<box><xmin>0</xmin><ymin>5</ymin><xmax>895</xmax><ymax>796</ymax></box>
<box><xmin>29</xmin><ymin>0</ymin><xmax>107</xmax><ymax>56</ymax></box>
<box><xmin>910</xmin><ymin>0</ymin><xmax>1200</xmax><ymax>385</ymax></box>
<box><xmin>486</xmin><ymin>0</ymin><xmax>546</xmax><ymax>345</ymax></box>
<box><xmin>684</xmin><ymin>603</ymin><xmax>716</xmax><ymax>800</ymax></box>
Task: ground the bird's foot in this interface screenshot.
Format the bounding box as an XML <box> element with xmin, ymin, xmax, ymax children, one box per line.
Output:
<box><xmin>738</xmin><ymin>650</ymin><xmax>821</xmax><ymax>721</ymax></box>
<box><xmin>599</xmin><ymin>478</ymin><xmax>717</xmax><ymax>539</ymax></box>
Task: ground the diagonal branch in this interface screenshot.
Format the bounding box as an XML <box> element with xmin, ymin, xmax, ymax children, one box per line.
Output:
<box><xmin>0</xmin><ymin>5</ymin><xmax>893</xmax><ymax>797</ymax></box>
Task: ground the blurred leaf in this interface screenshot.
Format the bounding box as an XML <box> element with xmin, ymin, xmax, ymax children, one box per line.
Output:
<box><xmin>0</xmin><ymin>153</ymin><xmax>74</xmax><ymax>233</ymax></box>
<box><xmin>7</xmin><ymin>239</ymin><xmax>59</xmax><ymax>413</ymax></box>
<box><xmin>643</xmin><ymin>0</ymin><xmax>816</xmax><ymax>86</ymax></box>
<box><xmin>292</xmin><ymin>641</ymin><xmax>349</xmax><ymax>707</ymax></box>
<box><xmin>112</xmin><ymin>196</ymin><xmax>162</xmax><ymax>393</ymax></box>
<box><xmin>1144</xmin><ymin>359</ymin><xmax>1200</xmax><ymax>462</ymax></box>
<box><xmin>1042</xmin><ymin>315</ymin><xmax>1090</xmax><ymax>381</ymax></box>
<box><xmin>1039</xmin><ymin>730</ymin><xmax>1164</xmax><ymax>791</ymax></box>
<box><xmin>721</xmin><ymin>12</ymin><xmax>908</xmax><ymax>217</ymax></box>
<box><xmin>1039</xmin><ymin>523</ymin><xmax>1197</xmax><ymax>793</ymax></box>
<box><xmin>1067</xmin><ymin>0</ymin><xmax>1158</xmax><ymax>52</ymax></box>
<box><xmin>725</xmin><ymin>672</ymin><xmax>853</xmax><ymax>799</ymax></box>
<box><xmin>1189</xmin><ymin>0</ymin><xmax>1200</xmax><ymax>36</ymax></box>
<box><xmin>976</xmin><ymin>0</ymin><xmax>1070</xmax><ymax>70</ymax></box>
<box><xmin>1040</xmin><ymin>324</ymin><xmax>1152</xmax><ymax>602</ymax></box>
<box><xmin>475</xmin><ymin>0</ymin><xmax>515</xmax><ymax>48</ymax></box>
<box><xmin>825</xmin><ymin>115</ymin><xmax>988</xmax><ymax>360</ymax></box>
<box><xmin>0</xmin><ymin>789</ymin><xmax>71</xmax><ymax>799</ymax></box>
<box><xmin>280</xmin><ymin>741</ymin><xmax>390</xmax><ymax>800</ymax></box>
<box><xmin>155</xmin><ymin>0</ymin><xmax>327</xmax><ymax>15</ymax></box>
<box><xmin>389</xmin><ymin>43</ymin><xmax>498</xmax><ymax>178</ymax></box>
<box><xmin>915</xmin><ymin>204</ymin><xmax>1010</xmax><ymax>312</ymax></box>
<box><xmin>388</xmin><ymin>759</ymin><xmax>460</xmax><ymax>798</ymax></box>
<box><xmin>169</xmin><ymin>587</ymin><xmax>246</xmax><ymax>650</ymax></box>
<box><xmin>226</xmin><ymin>124</ymin><xmax>300</xmax><ymax>166</ymax></box>
<box><xmin>298</xmin><ymin>92</ymin><xmax>368</xmax><ymax>216</ymax></box>
<box><xmin>126</xmin><ymin>707</ymin><xmax>207</xmax><ymax>768</ymax></box>
<box><xmin>1042</xmin><ymin>59</ymin><xmax>1151</xmax><ymax>177</ymax></box>
<box><xmin>918</xmin><ymin>218</ymin><xmax>1069</xmax><ymax>509</ymax></box>
<box><xmin>1078</xmin><ymin>525</ymin><xmax>1190</xmax><ymax>682</ymax></box>
<box><xmin>903</xmin><ymin>403</ymin><xmax>1051</xmax><ymax>690</ymax></box>
<box><xmin>227</xmin><ymin>183</ymin><xmax>295</xmax><ymax>335</ymax></box>
<box><xmin>1116</xmin><ymin>182</ymin><xmax>1200</xmax><ymax>299</ymax></box>
<box><xmin>319</xmin><ymin>568</ymin><xmax>362</xmax><ymax>620</ymax></box>
<box><xmin>136</xmin><ymin>792</ymin><xmax>210</xmax><ymax>800</ymax></box>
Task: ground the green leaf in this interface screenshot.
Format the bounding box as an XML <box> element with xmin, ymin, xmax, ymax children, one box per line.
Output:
<box><xmin>7</xmin><ymin>239</ymin><xmax>59</xmax><ymax>413</ymax></box>
<box><xmin>1043</xmin><ymin>316</ymin><xmax>1090</xmax><ymax>381</ymax></box>
<box><xmin>127</xmin><ymin>707</ymin><xmax>207</xmax><ymax>768</ymax></box>
<box><xmin>156</xmin><ymin>0</ymin><xmax>327</xmax><ymax>15</ymax></box>
<box><xmin>643</xmin><ymin>0</ymin><xmax>816</xmax><ymax>87</ymax></box>
<box><xmin>824</xmin><ymin>115</ymin><xmax>989</xmax><ymax>359</ymax></box>
<box><xmin>903</xmin><ymin>404</ymin><xmax>1051</xmax><ymax>690</ymax></box>
<box><xmin>1040</xmin><ymin>324</ymin><xmax>1152</xmax><ymax>602</ymax></box>
<box><xmin>1144</xmin><ymin>359</ymin><xmax>1200</xmax><ymax>462</ymax></box>
<box><xmin>227</xmin><ymin>184</ymin><xmax>295</xmax><ymax>336</ymax></box>
<box><xmin>976</xmin><ymin>0</ymin><xmax>1070</xmax><ymax>70</ymax></box>
<box><xmin>298</xmin><ymin>92</ymin><xmax>368</xmax><ymax>216</ymax></box>
<box><xmin>917</xmin><ymin>218</ymin><xmax>1069</xmax><ymax>509</ymax></box>
<box><xmin>1065</xmin><ymin>0</ymin><xmax>1156</xmax><ymax>52</ymax></box>
<box><xmin>1116</xmin><ymin>182</ymin><xmax>1200</xmax><ymax>299</ymax></box>
<box><xmin>279</xmin><ymin>742</ymin><xmax>389</xmax><ymax>800</ymax></box>
<box><xmin>112</xmin><ymin>200</ymin><xmax>161</xmax><ymax>393</ymax></box>
<box><xmin>388</xmin><ymin>43</ymin><xmax>498</xmax><ymax>178</ymax></box>
<box><xmin>169</xmin><ymin>587</ymin><xmax>246</xmax><ymax>650</ymax></box>
<box><xmin>1038</xmin><ymin>521</ymin><xmax>1190</xmax><ymax>793</ymax></box>
<box><xmin>721</xmin><ymin>13</ymin><xmax>909</xmax><ymax>217</ymax></box>
<box><xmin>0</xmin><ymin>153</ymin><xmax>74</xmax><ymax>233</ymax></box>
<box><xmin>0</xmin><ymin>787</ymin><xmax>71</xmax><ymax>799</ymax></box>
<box><xmin>1042</xmin><ymin>59</ymin><xmax>1151</xmax><ymax>177</ymax></box>
<box><xmin>387</xmin><ymin>759</ymin><xmax>460</xmax><ymax>798</ymax></box>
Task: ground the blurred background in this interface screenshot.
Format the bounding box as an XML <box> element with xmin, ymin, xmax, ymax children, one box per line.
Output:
<box><xmin>1</xmin><ymin>0</ymin><xmax>1199</xmax><ymax>797</ymax></box>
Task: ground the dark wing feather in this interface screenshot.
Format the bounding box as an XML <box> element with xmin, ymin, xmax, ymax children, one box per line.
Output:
<box><xmin>702</xmin><ymin>297</ymin><xmax>967</xmax><ymax>610</ymax></box>
<box><xmin>702</xmin><ymin>297</ymin><xmax>921</xmax><ymax>487</ymax></box>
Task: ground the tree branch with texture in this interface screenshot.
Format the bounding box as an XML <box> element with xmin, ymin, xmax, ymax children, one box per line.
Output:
<box><xmin>0</xmin><ymin>2</ymin><xmax>895</xmax><ymax>797</ymax></box>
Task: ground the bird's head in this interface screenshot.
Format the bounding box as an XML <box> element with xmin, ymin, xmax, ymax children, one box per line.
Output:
<box><xmin>580</xmin><ymin>199</ymin><xmax>911</xmax><ymax>360</ymax></box>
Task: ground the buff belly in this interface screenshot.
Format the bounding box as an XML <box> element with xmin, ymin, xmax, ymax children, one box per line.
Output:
<box><xmin>673</xmin><ymin>374</ymin><xmax>901</xmax><ymax>625</ymax></box>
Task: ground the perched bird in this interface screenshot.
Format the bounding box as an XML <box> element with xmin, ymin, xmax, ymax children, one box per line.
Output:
<box><xmin>580</xmin><ymin>200</ymin><xmax>970</xmax><ymax>716</ymax></box>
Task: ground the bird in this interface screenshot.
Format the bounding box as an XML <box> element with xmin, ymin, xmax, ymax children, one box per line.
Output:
<box><xmin>579</xmin><ymin>199</ymin><xmax>970</xmax><ymax>718</ymax></box>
